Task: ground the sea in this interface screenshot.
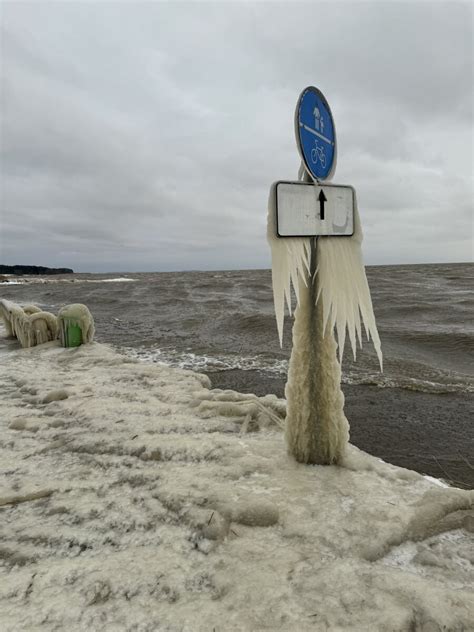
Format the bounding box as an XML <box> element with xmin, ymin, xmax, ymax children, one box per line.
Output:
<box><xmin>1</xmin><ymin>262</ymin><xmax>472</xmax><ymax>397</ymax></box>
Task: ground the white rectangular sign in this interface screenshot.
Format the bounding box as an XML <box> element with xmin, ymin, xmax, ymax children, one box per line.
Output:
<box><xmin>275</xmin><ymin>181</ymin><xmax>354</xmax><ymax>237</ymax></box>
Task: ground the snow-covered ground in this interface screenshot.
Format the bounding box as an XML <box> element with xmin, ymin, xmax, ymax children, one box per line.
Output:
<box><xmin>0</xmin><ymin>337</ymin><xmax>473</xmax><ymax>631</ymax></box>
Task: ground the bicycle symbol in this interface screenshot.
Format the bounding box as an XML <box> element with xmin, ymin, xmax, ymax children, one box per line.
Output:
<box><xmin>311</xmin><ymin>140</ymin><xmax>326</xmax><ymax>169</ymax></box>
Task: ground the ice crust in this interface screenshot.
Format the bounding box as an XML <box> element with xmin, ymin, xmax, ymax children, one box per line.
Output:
<box><xmin>0</xmin><ymin>335</ymin><xmax>473</xmax><ymax>631</ymax></box>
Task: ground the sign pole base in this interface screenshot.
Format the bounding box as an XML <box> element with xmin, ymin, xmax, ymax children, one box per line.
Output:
<box><xmin>285</xmin><ymin>237</ymin><xmax>349</xmax><ymax>464</ymax></box>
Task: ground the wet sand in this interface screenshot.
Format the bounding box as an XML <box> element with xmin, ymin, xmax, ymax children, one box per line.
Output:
<box><xmin>205</xmin><ymin>369</ymin><xmax>474</xmax><ymax>489</ymax></box>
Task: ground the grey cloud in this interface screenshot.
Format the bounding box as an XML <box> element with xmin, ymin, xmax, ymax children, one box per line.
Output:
<box><xmin>1</xmin><ymin>1</ymin><xmax>472</xmax><ymax>272</ymax></box>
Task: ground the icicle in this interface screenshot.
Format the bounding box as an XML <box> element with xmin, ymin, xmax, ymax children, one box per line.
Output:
<box><xmin>267</xmin><ymin>183</ymin><xmax>310</xmax><ymax>346</ymax></box>
<box><xmin>267</xmin><ymin>169</ymin><xmax>382</xmax><ymax>371</ymax></box>
<box><xmin>315</xmin><ymin>194</ymin><xmax>383</xmax><ymax>370</ymax></box>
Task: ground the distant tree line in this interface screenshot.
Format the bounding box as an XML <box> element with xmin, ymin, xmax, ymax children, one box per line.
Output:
<box><xmin>0</xmin><ymin>265</ymin><xmax>74</xmax><ymax>275</ymax></box>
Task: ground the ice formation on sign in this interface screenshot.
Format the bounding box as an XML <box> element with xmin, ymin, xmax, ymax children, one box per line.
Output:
<box><xmin>58</xmin><ymin>303</ymin><xmax>95</xmax><ymax>345</ymax></box>
<box><xmin>267</xmin><ymin>176</ymin><xmax>382</xmax><ymax>368</ymax></box>
<box><xmin>316</xmin><ymin>201</ymin><xmax>383</xmax><ymax>369</ymax></box>
<box><xmin>267</xmin><ymin>184</ymin><xmax>311</xmax><ymax>348</ymax></box>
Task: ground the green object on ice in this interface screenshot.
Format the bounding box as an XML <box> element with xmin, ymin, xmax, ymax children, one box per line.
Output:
<box><xmin>64</xmin><ymin>321</ymin><xmax>82</xmax><ymax>347</ymax></box>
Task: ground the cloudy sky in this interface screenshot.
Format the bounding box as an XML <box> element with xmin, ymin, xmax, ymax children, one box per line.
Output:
<box><xmin>1</xmin><ymin>1</ymin><xmax>472</xmax><ymax>272</ymax></box>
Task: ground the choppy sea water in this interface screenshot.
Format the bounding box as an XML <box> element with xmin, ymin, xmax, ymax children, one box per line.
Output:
<box><xmin>1</xmin><ymin>263</ymin><xmax>473</xmax><ymax>396</ymax></box>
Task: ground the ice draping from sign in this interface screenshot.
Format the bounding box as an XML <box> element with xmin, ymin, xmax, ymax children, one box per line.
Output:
<box><xmin>316</xmin><ymin>192</ymin><xmax>383</xmax><ymax>370</ymax></box>
<box><xmin>267</xmin><ymin>183</ymin><xmax>311</xmax><ymax>346</ymax></box>
<box><xmin>267</xmin><ymin>167</ymin><xmax>383</xmax><ymax>371</ymax></box>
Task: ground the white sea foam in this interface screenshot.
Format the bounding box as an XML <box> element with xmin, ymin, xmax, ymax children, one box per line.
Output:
<box><xmin>121</xmin><ymin>345</ymin><xmax>289</xmax><ymax>375</ymax></box>
<box><xmin>0</xmin><ymin>276</ymin><xmax>137</xmax><ymax>285</ymax></box>
<box><xmin>85</xmin><ymin>277</ymin><xmax>137</xmax><ymax>283</ymax></box>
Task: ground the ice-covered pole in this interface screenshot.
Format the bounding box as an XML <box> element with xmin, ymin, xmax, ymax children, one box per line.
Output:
<box><xmin>267</xmin><ymin>169</ymin><xmax>382</xmax><ymax>465</ymax></box>
<box><xmin>284</xmin><ymin>204</ymin><xmax>349</xmax><ymax>464</ymax></box>
<box><xmin>268</xmin><ymin>170</ymin><xmax>348</xmax><ymax>464</ymax></box>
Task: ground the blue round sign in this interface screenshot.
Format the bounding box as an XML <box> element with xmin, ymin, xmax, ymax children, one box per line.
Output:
<box><xmin>295</xmin><ymin>86</ymin><xmax>336</xmax><ymax>181</ymax></box>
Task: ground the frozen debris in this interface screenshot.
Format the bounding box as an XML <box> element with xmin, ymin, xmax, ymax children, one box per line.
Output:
<box><xmin>42</xmin><ymin>389</ymin><xmax>70</xmax><ymax>404</ymax></box>
<box><xmin>0</xmin><ymin>299</ymin><xmax>17</xmax><ymax>337</ymax></box>
<box><xmin>194</xmin><ymin>389</ymin><xmax>286</xmax><ymax>432</ymax></box>
<box><xmin>0</xmin><ymin>488</ymin><xmax>55</xmax><ymax>507</ymax></box>
<box><xmin>231</xmin><ymin>500</ymin><xmax>279</xmax><ymax>527</ymax></box>
<box><xmin>0</xmin><ymin>299</ymin><xmax>58</xmax><ymax>348</ymax></box>
<box><xmin>58</xmin><ymin>303</ymin><xmax>95</xmax><ymax>345</ymax></box>
<box><xmin>22</xmin><ymin>305</ymin><xmax>42</xmax><ymax>315</ymax></box>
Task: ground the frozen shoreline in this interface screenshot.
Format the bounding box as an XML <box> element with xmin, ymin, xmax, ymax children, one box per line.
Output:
<box><xmin>0</xmin><ymin>339</ymin><xmax>473</xmax><ymax>631</ymax></box>
<box><xmin>204</xmin><ymin>368</ymin><xmax>474</xmax><ymax>489</ymax></box>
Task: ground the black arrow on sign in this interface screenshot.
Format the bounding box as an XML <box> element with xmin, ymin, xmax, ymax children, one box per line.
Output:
<box><xmin>318</xmin><ymin>189</ymin><xmax>327</xmax><ymax>220</ymax></box>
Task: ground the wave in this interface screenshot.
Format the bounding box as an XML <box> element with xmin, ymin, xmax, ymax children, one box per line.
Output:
<box><xmin>0</xmin><ymin>276</ymin><xmax>137</xmax><ymax>286</ymax></box>
<box><xmin>341</xmin><ymin>372</ymin><xmax>473</xmax><ymax>395</ymax></box>
<box><xmin>400</xmin><ymin>331</ymin><xmax>474</xmax><ymax>354</ymax></box>
<box><xmin>120</xmin><ymin>345</ymin><xmax>289</xmax><ymax>375</ymax></box>
<box><xmin>84</xmin><ymin>277</ymin><xmax>137</xmax><ymax>283</ymax></box>
<box><xmin>232</xmin><ymin>314</ymin><xmax>276</xmax><ymax>333</ymax></box>
<box><xmin>119</xmin><ymin>345</ymin><xmax>473</xmax><ymax>396</ymax></box>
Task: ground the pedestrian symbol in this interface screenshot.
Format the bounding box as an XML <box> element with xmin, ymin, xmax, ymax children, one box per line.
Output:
<box><xmin>313</xmin><ymin>107</ymin><xmax>325</xmax><ymax>134</ymax></box>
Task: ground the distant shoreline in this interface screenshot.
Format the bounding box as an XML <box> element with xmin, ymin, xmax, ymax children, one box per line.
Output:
<box><xmin>0</xmin><ymin>265</ymin><xmax>73</xmax><ymax>276</ymax></box>
<box><xmin>2</xmin><ymin>262</ymin><xmax>471</xmax><ymax>276</ymax></box>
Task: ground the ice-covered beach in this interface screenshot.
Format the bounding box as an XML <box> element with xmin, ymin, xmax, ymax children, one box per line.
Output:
<box><xmin>1</xmin><ymin>332</ymin><xmax>473</xmax><ymax>631</ymax></box>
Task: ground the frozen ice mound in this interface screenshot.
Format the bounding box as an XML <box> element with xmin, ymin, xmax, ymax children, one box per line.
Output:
<box><xmin>0</xmin><ymin>298</ymin><xmax>58</xmax><ymax>348</ymax></box>
<box><xmin>58</xmin><ymin>303</ymin><xmax>95</xmax><ymax>345</ymax></box>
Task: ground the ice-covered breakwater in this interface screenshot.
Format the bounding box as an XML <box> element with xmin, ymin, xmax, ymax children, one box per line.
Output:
<box><xmin>0</xmin><ymin>337</ymin><xmax>473</xmax><ymax>630</ymax></box>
